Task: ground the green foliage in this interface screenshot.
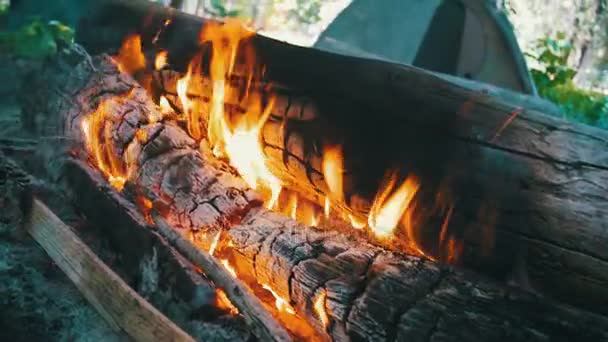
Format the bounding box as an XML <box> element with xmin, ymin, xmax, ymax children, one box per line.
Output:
<box><xmin>288</xmin><ymin>0</ymin><xmax>322</xmax><ymax>25</ymax></box>
<box><xmin>0</xmin><ymin>18</ymin><xmax>74</xmax><ymax>59</ymax></box>
<box><xmin>0</xmin><ymin>2</ymin><xmax>8</xmax><ymax>15</ymax></box>
<box><xmin>208</xmin><ymin>0</ymin><xmax>240</xmax><ymax>18</ymax></box>
<box><xmin>527</xmin><ymin>33</ymin><xmax>608</xmax><ymax>127</ymax></box>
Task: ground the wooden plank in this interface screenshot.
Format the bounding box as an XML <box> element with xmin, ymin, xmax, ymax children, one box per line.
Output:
<box><xmin>23</xmin><ymin>197</ymin><xmax>195</xmax><ymax>342</ymax></box>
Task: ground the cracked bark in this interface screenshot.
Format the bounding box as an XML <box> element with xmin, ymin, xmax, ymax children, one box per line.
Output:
<box><xmin>74</xmin><ymin>2</ymin><xmax>608</xmax><ymax>312</ymax></box>
<box><xmin>228</xmin><ymin>211</ymin><xmax>608</xmax><ymax>341</ymax></box>
<box><xmin>18</xmin><ymin>46</ymin><xmax>608</xmax><ymax>340</ymax></box>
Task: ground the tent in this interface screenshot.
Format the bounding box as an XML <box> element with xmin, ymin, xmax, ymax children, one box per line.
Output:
<box><xmin>315</xmin><ymin>0</ymin><xmax>537</xmax><ymax>95</ymax></box>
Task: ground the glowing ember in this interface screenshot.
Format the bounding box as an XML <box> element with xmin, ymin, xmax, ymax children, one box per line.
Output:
<box><xmin>216</xmin><ymin>289</ymin><xmax>239</xmax><ymax>315</ymax></box>
<box><xmin>158</xmin><ymin>96</ymin><xmax>173</xmax><ymax>117</ymax></box>
<box><xmin>287</xmin><ymin>192</ymin><xmax>298</xmax><ymax>220</ymax></box>
<box><xmin>115</xmin><ymin>34</ymin><xmax>145</xmax><ymax>75</ymax></box>
<box><xmin>348</xmin><ymin>214</ymin><xmax>366</xmax><ymax>229</ymax></box>
<box><xmin>208</xmin><ymin>230</ymin><xmax>221</xmax><ymax>256</ymax></box>
<box><xmin>262</xmin><ymin>284</ymin><xmax>295</xmax><ymax>315</ymax></box>
<box><xmin>299</xmin><ymin>201</ymin><xmax>319</xmax><ymax>226</ymax></box>
<box><xmin>314</xmin><ymin>290</ymin><xmax>329</xmax><ymax>330</ymax></box>
<box><xmin>221</xmin><ymin>259</ymin><xmax>237</xmax><ymax>278</ymax></box>
<box><xmin>368</xmin><ymin>173</ymin><xmax>419</xmax><ymax>237</ymax></box>
<box><xmin>155</xmin><ymin>50</ymin><xmax>168</xmax><ymax>70</ymax></box>
<box><xmin>322</xmin><ymin>145</ymin><xmax>344</xmax><ymax>202</ymax></box>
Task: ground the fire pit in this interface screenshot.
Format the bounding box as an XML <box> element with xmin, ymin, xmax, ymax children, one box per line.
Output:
<box><xmin>10</xmin><ymin>1</ymin><xmax>608</xmax><ymax>341</ymax></box>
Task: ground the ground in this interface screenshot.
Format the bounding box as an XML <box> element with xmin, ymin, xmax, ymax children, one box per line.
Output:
<box><xmin>0</xmin><ymin>194</ymin><xmax>124</xmax><ymax>342</ymax></box>
<box><xmin>0</xmin><ymin>54</ymin><xmax>125</xmax><ymax>342</ymax></box>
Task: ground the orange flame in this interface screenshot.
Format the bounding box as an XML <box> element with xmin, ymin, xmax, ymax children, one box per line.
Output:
<box><xmin>368</xmin><ymin>173</ymin><xmax>419</xmax><ymax>238</ymax></box>
<box><xmin>115</xmin><ymin>34</ymin><xmax>145</xmax><ymax>75</ymax></box>
<box><xmin>287</xmin><ymin>192</ymin><xmax>298</xmax><ymax>220</ymax></box>
<box><xmin>208</xmin><ymin>230</ymin><xmax>221</xmax><ymax>256</ymax></box>
<box><xmin>322</xmin><ymin>145</ymin><xmax>344</xmax><ymax>203</ymax></box>
<box><xmin>158</xmin><ymin>96</ymin><xmax>173</xmax><ymax>117</ymax></box>
<box><xmin>200</xmin><ymin>20</ymin><xmax>282</xmax><ymax>209</ymax></box>
<box><xmin>216</xmin><ymin>289</ymin><xmax>239</xmax><ymax>315</ymax></box>
<box><xmin>348</xmin><ymin>214</ymin><xmax>366</xmax><ymax>229</ymax></box>
<box><xmin>81</xmin><ymin>98</ymin><xmax>128</xmax><ymax>190</ymax></box>
<box><xmin>262</xmin><ymin>283</ymin><xmax>295</xmax><ymax>315</ymax></box>
<box><xmin>155</xmin><ymin>50</ymin><xmax>168</xmax><ymax>70</ymax></box>
<box><xmin>221</xmin><ymin>259</ymin><xmax>237</xmax><ymax>278</ymax></box>
<box><xmin>314</xmin><ymin>290</ymin><xmax>329</xmax><ymax>330</ymax></box>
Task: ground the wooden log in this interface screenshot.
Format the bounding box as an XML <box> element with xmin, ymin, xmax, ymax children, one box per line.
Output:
<box><xmin>1</xmin><ymin>150</ymin><xmax>250</xmax><ymax>341</ymax></box>
<box><xmin>228</xmin><ymin>209</ymin><xmax>608</xmax><ymax>342</ymax></box>
<box><xmin>23</xmin><ymin>197</ymin><xmax>195</xmax><ymax>342</ymax></box>
<box><xmin>20</xmin><ymin>49</ymin><xmax>292</xmax><ymax>342</ymax></box>
<box><xmin>65</xmin><ymin>159</ymin><xmax>293</xmax><ymax>342</ymax></box>
<box><xmin>18</xmin><ymin>46</ymin><xmax>608</xmax><ymax>340</ymax></box>
<box><xmin>70</xmin><ymin>1</ymin><xmax>608</xmax><ymax>314</ymax></box>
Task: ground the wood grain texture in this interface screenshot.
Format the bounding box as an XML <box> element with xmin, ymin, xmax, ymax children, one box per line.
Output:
<box><xmin>25</xmin><ymin>198</ymin><xmax>195</xmax><ymax>342</ymax></box>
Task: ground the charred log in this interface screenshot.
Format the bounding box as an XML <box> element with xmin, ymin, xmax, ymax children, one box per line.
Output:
<box><xmin>18</xmin><ymin>45</ymin><xmax>608</xmax><ymax>341</ymax></box>
<box><xmin>20</xmin><ymin>49</ymin><xmax>291</xmax><ymax>342</ymax></box>
<box><xmin>70</xmin><ymin>1</ymin><xmax>608</xmax><ymax>314</ymax></box>
<box><xmin>229</xmin><ymin>209</ymin><xmax>608</xmax><ymax>342</ymax></box>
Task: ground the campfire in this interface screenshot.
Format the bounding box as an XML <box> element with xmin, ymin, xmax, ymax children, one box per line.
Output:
<box><xmin>13</xmin><ymin>1</ymin><xmax>608</xmax><ymax>341</ymax></box>
<box><xmin>75</xmin><ymin>18</ymin><xmax>452</xmax><ymax>338</ymax></box>
<box><xmin>97</xmin><ymin>19</ymin><xmax>464</xmax><ymax>262</ymax></box>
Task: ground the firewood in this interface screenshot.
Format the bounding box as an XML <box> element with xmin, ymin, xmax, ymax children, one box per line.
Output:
<box><xmin>18</xmin><ymin>45</ymin><xmax>608</xmax><ymax>340</ymax></box>
<box><xmin>70</xmin><ymin>1</ymin><xmax>608</xmax><ymax>314</ymax></box>
<box><xmin>227</xmin><ymin>209</ymin><xmax>608</xmax><ymax>341</ymax></box>
<box><xmin>21</xmin><ymin>50</ymin><xmax>290</xmax><ymax>342</ymax></box>
<box><xmin>23</xmin><ymin>197</ymin><xmax>195</xmax><ymax>342</ymax></box>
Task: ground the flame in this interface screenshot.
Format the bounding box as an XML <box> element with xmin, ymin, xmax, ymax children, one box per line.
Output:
<box><xmin>262</xmin><ymin>283</ymin><xmax>295</xmax><ymax>315</ymax></box>
<box><xmin>158</xmin><ymin>96</ymin><xmax>173</xmax><ymax>117</ymax></box>
<box><xmin>368</xmin><ymin>173</ymin><xmax>419</xmax><ymax>238</ymax></box>
<box><xmin>216</xmin><ymin>289</ymin><xmax>239</xmax><ymax>315</ymax></box>
<box><xmin>299</xmin><ymin>200</ymin><xmax>319</xmax><ymax>226</ymax></box>
<box><xmin>322</xmin><ymin>145</ymin><xmax>344</xmax><ymax>202</ymax></box>
<box><xmin>115</xmin><ymin>34</ymin><xmax>145</xmax><ymax>75</ymax></box>
<box><xmin>208</xmin><ymin>230</ymin><xmax>221</xmax><ymax>256</ymax></box>
<box><xmin>81</xmin><ymin>98</ymin><xmax>128</xmax><ymax>191</ymax></box>
<box><xmin>155</xmin><ymin>50</ymin><xmax>168</xmax><ymax>70</ymax></box>
<box><xmin>199</xmin><ymin>20</ymin><xmax>282</xmax><ymax>209</ymax></box>
<box><xmin>314</xmin><ymin>290</ymin><xmax>329</xmax><ymax>330</ymax></box>
<box><xmin>221</xmin><ymin>259</ymin><xmax>237</xmax><ymax>278</ymax></box>
<box><xmin>348</xmin><ymin>214</ymin><xmax>366</xmax><ymax>229</ymax></box>
<box><xmin>287</xmin><ymin>192</ymin><xmax>298</xmax><ymax>220</ymax></box>
<box><xmin>324</xmin><ymin>196</ymin><xmax>330</xmax><ymax>218</ymax></box>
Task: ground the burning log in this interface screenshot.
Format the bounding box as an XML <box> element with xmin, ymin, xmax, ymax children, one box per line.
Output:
<box><xmin>71</xmin><ymin>0</ymin><xmax>608</xmax><ymax>315</ymax></box>
<box><xmin>227</xmin><ymin>210</ymin><xmax>608</xmax><ymax>341</ymax></box>
<box><xmin>21</xmin><ymin>49</ymin><xmax>292</xmax><ymax>342</ymax></box>
<box><xmin>18</xmin><ymin>43</ymin><xmax>608</xmax><ymax>341</ymax></box>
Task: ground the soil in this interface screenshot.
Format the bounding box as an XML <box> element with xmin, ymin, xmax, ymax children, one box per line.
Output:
<box><xmin>0</xmin><ymin>54</ymin><xmax>126</xmax><ymax>342</ymax></box>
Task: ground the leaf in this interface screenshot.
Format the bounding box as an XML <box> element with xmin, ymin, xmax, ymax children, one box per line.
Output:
<box><xmin>48</xmin><ymin>20</ymin><xmax>75</xmax><ymax>45</ymax></box>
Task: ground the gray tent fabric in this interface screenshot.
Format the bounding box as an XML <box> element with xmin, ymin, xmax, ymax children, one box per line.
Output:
<box><xmin>315</xmin><ymin>0</ymin><xmax>537</xmax><ymax>95</ymax></box>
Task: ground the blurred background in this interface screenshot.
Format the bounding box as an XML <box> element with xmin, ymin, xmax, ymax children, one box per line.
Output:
<box><xmin>1</xmin><ymin>0</ymin><xmax>607</xmax><ymax>126</ymax></box>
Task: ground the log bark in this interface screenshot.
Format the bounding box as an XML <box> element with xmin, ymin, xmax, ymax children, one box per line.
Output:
<box><xmin>70</xmin><ymin>0</ymin><xmax>608</xmax><ymax>314</ymax></box>
<box><xmin>228</xmin><ymin>209</ymin><xmax>608</xmax><ymax>342</ymax></box>
<box><xmin>20</xmin><ymin>49</ymin><xmax>291</xmax><ymax>342</ymax></box>
<box><xmin>19</xmin><ymin>46</ymin><xmax>608</xmax><ymax>341</ymax></box>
